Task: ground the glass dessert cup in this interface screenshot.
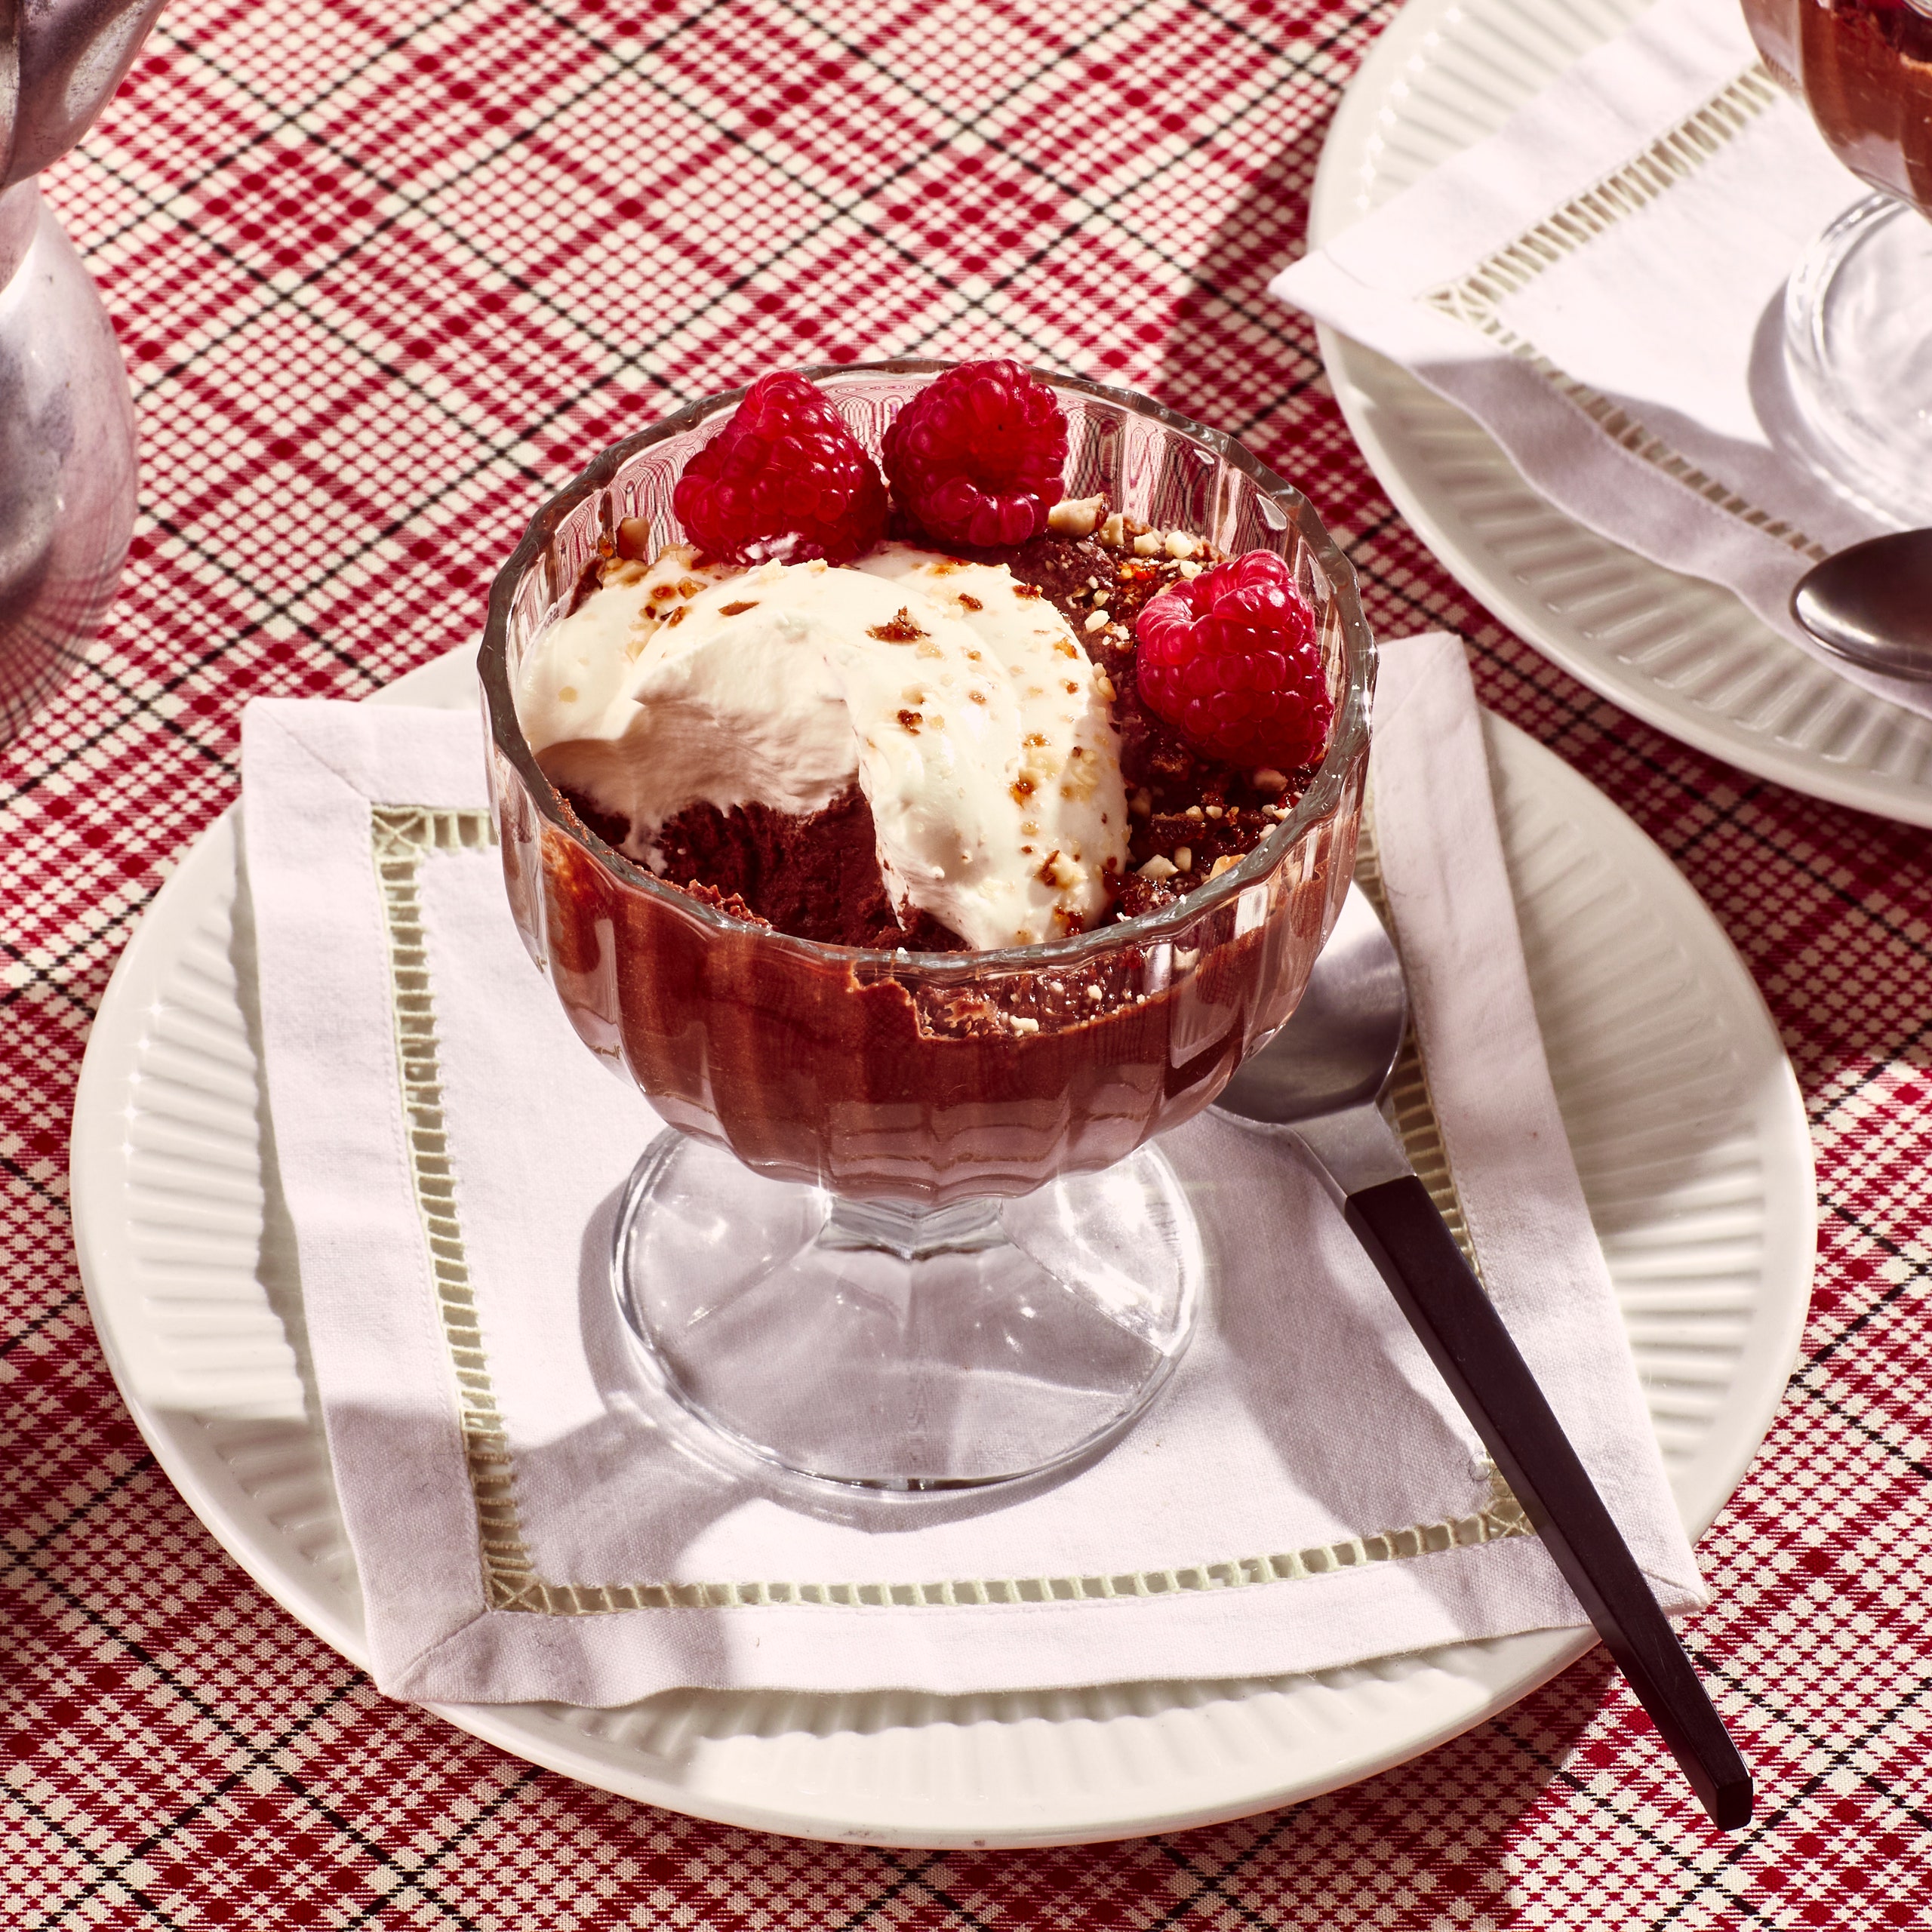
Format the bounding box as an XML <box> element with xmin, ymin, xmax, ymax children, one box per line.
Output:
<box><xmin>479</xmin><ymin>362</ymin><xmax>1375</xmax><ymax>1491</ymax></box>
<box><xmin>1744</xmin><ymin>0</ymin><xmax>1932</xmax><ymax>525</ymax></box>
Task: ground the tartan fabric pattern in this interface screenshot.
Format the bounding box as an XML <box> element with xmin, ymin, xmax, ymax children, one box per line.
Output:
<box><xmin>4</xmin><ymin>0</ymin><xmax>1929</xmax><ymax>1921</ymax></box>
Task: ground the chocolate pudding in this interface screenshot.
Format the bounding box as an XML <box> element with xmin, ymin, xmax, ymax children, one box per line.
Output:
<box><xmin>1745</xmin><ymin>0</ymin><xmax>1932</xmax><ymax>214</ymax></box>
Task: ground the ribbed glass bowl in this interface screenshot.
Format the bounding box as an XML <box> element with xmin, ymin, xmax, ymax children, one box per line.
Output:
<box><xmin>480</xmin><ymin>362</ymin><xmax>1375</xmax><ymax>1210</ymax></box>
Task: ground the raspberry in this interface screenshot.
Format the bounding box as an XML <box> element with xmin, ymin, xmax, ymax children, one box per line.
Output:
<box><xmin>1134</xmin><ymin>550</ymin><xmax>1332</xmax><ymax>771</ymax></box>
<box><xmin>673</xmin><ymin>371</ymin><xmax>888</xmax><ymax>565</ymax></box>
<box><xmin>882</xmin><ymin>361</ymin><xmax>1069</xmax><ymax>547</ymax></box>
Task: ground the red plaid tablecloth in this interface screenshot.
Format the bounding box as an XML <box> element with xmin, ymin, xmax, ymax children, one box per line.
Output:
<box><xmin>7</xmin><ymin>0</ymin><xmax>1930</xmax><ymax>1921</ymax></box>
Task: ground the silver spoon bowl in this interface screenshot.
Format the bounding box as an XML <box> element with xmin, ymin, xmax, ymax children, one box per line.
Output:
<box><xmin>1791</xmin><ymin>528</ymin><xmax>1932</xmax><ymax>682</ymax></box>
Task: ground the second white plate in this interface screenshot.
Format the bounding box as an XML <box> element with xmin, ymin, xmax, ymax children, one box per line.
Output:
<box><xmin>1309</xmin><ymin>0</ymin><xmax>1932</xmax><ymax>827</ymax></box>
<box><xmin>69</xmin><ymin>645</ymin><xmax>1814</xmax><ymax>1846</ymax></box>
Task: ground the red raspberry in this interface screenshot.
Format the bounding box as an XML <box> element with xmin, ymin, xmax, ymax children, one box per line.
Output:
<box><xmin>1135</xmin><ymin>551</ymin><xmax>1332</xmax><ymax>771</ymax></box>
<box><xmin>673</xmin><ymin>371</ymin><xmax>888</xmax><ymax>565</ymax></box>
<box><xmin>882</xmin><ymin>361</ymin><xmax>1069</xmax><ymax>547</ymax></box>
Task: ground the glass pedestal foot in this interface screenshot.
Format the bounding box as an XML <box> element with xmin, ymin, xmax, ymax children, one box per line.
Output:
<box><xmin>1784</xmin><ymin>192</ymin><xmax>1932</xmax><ymax>528</ymax></box>
<box><xmin>613</xmin><ymin>1130</ymin><xmax>1203</xmax><ymax>1491</ymax></box>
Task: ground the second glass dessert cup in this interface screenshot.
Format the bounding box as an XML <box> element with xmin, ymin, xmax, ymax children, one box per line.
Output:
<box><xmin>480</xmin><ymin>363</ymin><xmax>1375</xmax><ymax>1491</ymax></box>
<box><xmin>1744</xmin><ymin>0</ymin><xmax>1932</xmax><ymax>524</ymax></box>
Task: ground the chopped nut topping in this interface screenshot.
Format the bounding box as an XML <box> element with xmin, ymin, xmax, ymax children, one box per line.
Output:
<box><xmin>1208</xmin><ymin>854</ymin><xmax>1239</xmax><ymax>880</ymax></box>
<box><xmin>1138</xmin><ymin>854</ymin><xmax>1177</xmax><ymax>880</ymax></box>
<box><xmin>1100</xmin><ymin>511</ymin><xmax>1128</xmax><ymax>548</ymax></box>
<box><xmin>1173</xmin><ymin>846</ymin><xmax>1192</xmax><ymax>872</ymax></box>
<box><xmin>1011</xmin><ymin>1014</ymin><xmax>1041</xmax><ymax>1035</ymax></box>
<box><xmin>1133</xmin><ymin>531</ymin><xmax>1164</xmax><ymax>557</ymax></box>
<box><xmin>718</xmin><ymin>600</ymin><xmax>758</xmax><ymax>617</ymax></box>
<box><xmin>1175</xmin><ymin>558</ymin><xmax>1201</xmax><ymax>579</ymax></box>
<box><xmin>1083</xmin><ymin>608</ymin><xmax>1109</xmax><ymax>633</ymax></box>
<box><xmin>1184</xmin><ymin>804</ymin><xmax>1205</xmax><ymax>820</ymax></box>
<box><xmin>958</xmin><ymin>592</ymin><xmax>983</xmax><ymax>611</ymax></box>
<box><xmin>1130</xmin><ymin>788</ymin><xmax>1152</xmax><ymax>817</ymax></box>
<box><xmin>1047</xmin><ymin>495</ymin><xmax>1106</xmax><ymax>538</ymax></box>
<box><xmin>1204</xmin><ymin>804</ymin><xmax>1223</xmax><ymax>818</ymax></box>
<box><xmin>868</xmin><ymin>607</ymin><xmax>927</xmax><ymax>644</ymax></box>
<box><xmin>1085</xmin><ymin>983</ymin><xmax>1103</xmax><ymax>1001</ymax></box>
<box><xmin>1164</xmin><ymin>531</ymin><xmax>1199</xmax><ymax>561</ymax></box>
<box><xmin>1252</xmin><ymin>766</ymin><xmax>1289</xmax><ymax>795</ymax></box>
<box><xmin>1093</xmin><ymin>672</ymin><xmax>1116</xmax><ymax>703</ymax></box>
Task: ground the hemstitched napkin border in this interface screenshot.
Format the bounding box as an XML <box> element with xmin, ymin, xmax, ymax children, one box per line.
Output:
<box><xmin>242</xmin><ymin>636</ymin><xmax>1706</xmax><ymax>1705</ymax></box>
<box><xmin>1416</xmin><ymin>62</ymin><xmax>1826</xmax><ymax>565</ymax></box>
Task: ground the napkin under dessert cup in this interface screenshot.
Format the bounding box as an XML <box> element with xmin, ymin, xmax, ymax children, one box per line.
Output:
<box><xmin>479</xmin><ymin>363</ymin><xmax>1375</xmax><ymax>1491</ymax></box>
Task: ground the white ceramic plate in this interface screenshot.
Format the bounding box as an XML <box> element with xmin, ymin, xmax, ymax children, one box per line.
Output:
<box><xmin>1309</xmin><ymin>0</ymin><xmax>1932</xmax><ymax>828</ymax></box>
<box><xmin>70</xmin><ymin>646</ymin><xmax>1813</xmax><ymax>1847</ymax></box>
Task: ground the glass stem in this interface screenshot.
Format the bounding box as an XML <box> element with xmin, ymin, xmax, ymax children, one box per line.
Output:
<box><xmin>819</xmin><ymin>1196</ymin><xmax>1006</xmax><ymax>1261</ymax></box>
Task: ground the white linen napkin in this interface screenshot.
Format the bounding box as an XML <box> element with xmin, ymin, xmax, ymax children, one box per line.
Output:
<box><xmin>238</xmin><ymin>634</ymin><xmax>1703</xmax><ymax>1707</ymax></box>
<box><xmin>1273</xmin><ymin>0</ymin><xmax>1932</xmax><ymax>721</ymax></box>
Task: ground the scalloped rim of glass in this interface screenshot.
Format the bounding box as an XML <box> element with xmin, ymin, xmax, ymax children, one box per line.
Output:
<box><xmin>478</xmin><ymin>360</ymin><xmax>1376</xmax><ymax>974</ymax></box>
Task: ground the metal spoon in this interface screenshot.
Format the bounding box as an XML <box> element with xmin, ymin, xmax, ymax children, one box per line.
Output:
<box><xmin>1214</xmin><ymin>885</ymin><xmax>1753</xmax><ymax>1831</ymax></box>
<box><xmin>1791</xmin><ymin>528</ymin><xmax>1932</xmax><ymax>681</ymax></box>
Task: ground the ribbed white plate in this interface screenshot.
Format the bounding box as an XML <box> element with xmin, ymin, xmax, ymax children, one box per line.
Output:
<box><xmin>1309</xmin><ymin>0</ymin><xmax>1932</xmax><ymax>827</ymax></box>
<box><xmin>70</xmin><ymin>646</ymin><xmax>1813</xmax><ymax>1847</ymax></box>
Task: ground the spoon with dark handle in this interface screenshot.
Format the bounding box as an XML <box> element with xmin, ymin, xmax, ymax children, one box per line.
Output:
<box><xmin>1214</xmin><ymin>884</ymin><xmax>1753</xmax><ymax>1831</ymax></box>
<box><xmin>1791</xmin><ymin>528</ymin><xmax>1932</xmax><ymax>681</ymax></box>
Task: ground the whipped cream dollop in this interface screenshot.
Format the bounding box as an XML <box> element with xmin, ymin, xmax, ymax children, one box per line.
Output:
<box><xmin>517</xmin><ymin>542</ymin><xmax>1129</xmax><ymax>949</ymax></box>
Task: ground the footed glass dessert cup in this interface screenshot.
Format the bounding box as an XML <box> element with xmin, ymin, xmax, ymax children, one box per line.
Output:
<box><xmin>479</xmin><ymin>363</ymin><xmax>1374</xmax><ymax>1491</ymax></box>
<box><xmin>1744</xmin><ymin>0</ymin><xmax>1932</xmax><ymax>524</ymax></box>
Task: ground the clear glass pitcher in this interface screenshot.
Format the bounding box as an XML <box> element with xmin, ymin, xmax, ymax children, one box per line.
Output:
<box><xmin>1</xmin><ymin>1</ymin><xmax>165</xmax><ymax>739</ymax></box>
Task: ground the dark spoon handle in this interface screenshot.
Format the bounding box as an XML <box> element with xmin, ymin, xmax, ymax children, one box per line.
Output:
<box><xmin>1343</xmin><ymin>1174</ymin><xmax>1752</xmax><ymax>1832</ymax></box>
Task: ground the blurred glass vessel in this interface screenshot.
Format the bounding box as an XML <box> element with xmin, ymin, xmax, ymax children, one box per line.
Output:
<box><xmin>0</xmin><ymin>0</ymin><xmax>163</xmax><ymax>740</ymax></box>
<box><xmin>480</xmin><ymin>364</ymin><xmax>1375</xmax><ymax>1490</ymax></box>
<box><xmin>1743</xmin><ymin>0</ymin><xmax>1932</xmax><ymax>523</ymax></box>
